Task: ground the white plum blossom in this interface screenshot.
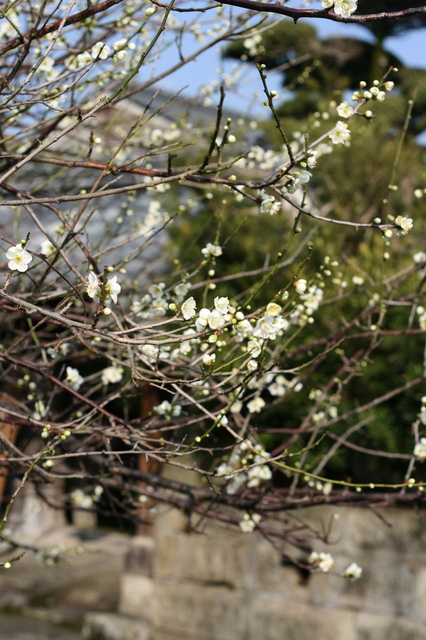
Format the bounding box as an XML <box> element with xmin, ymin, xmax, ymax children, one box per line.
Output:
<box><xmin>217</xmin><ymin>440</ymin><xmax>271</xmax><ymax>495</ymax></box>
<box><xmin>151</xmin><ymin>298</ymin><xmax>168</xmax><ymax>316</ymax></box>
<box><xmin>299</xmin><ymin>284</ymin><xmax>323</xmax><ymax>314</ymax></box>
<box><xmin>226</xmin><ymin>473</ymin><xmax>248</xmax><ymax>495</ymax></box>
<box><xmin>104</xmin><ymin>276</ymin><xmax>121</xmax><ymax>305</ymax></box>
<box><xmin>329</xmin><ymin>120</ymin><xmax>351</xmax><ymax>145</ymax></box>
<box><xmin>239</xmin><ymin>513</ymin><xmax>261</xmax><ymax>533</ymax></box>
<box><xmin>322</xmin><ymin>0</ymin><xmax>358</xmax><ymax>17</ymax></box>
<box><xmin>247</xmin><ymin>464</ymin><xmax>272</xmax><ymax>488</ymax></box>
<box><xmin>352</xmin><ymin>276</ymin><xmax>364</xmax><ymax>286</ymax></box>
<box><xmin>322</xmin><ymin>482</ymin><xmax>333</xmax><ymax>496</ymax></box>
<box><xmin>269</xmin><ymin>382</ymin><xmax>286</xmax><ymax>397</ymax></box>
<box><xmin>179</xmin><ymin>340</ymin><xmax>192</xmax><ymax>356</ymax></box>
<box><xmin>6</xmin><ymin>243</ymin><xmax>33</xmax><ymax>272</ymax></box>
<box><xmin>202</xmin><ymin>243</ymin><xmax>222</xmax><ymax>258</ymax></box>
<box><xmin>414</xmin><ymin>252</ymin><xmax>426</xmax><ymax>263</ymax></box>
<box><xmin>247</xmin><ymin>340</ymin><xmax>262</xmax><ymax>358</ymax></box>
<box><xmin>214</xmin><ymin>296</ymin><xmax>230</xmax><ymax>315</ymax></box>
<box><xmin>216</xmin><ymin>462</ymin><xmax>233</xmax><ymax>476</ymax></box>
<box><xmin>266</xmin><ymin>302</ymin><xmax>281</xmax><ymax>317</ymax></box>
<box><xmin>174</xmin><ymin>282</ymin><xmax>191</xmax><ymax>300</ymax></box>
<box><xmin>155</xmin><ymin>400</ymin><xmax>172</xmax><ymax>415</ymax></box>
<box><xmin>344</xmin><ymin>562</ymin><xmax>362</xmax><ymax>580</ymax></box>
<box><xmin>308</xmin><ymin>551</ymin><xmax>334</xmax><ymax>572</ymax></box>
<box><xmin>208</xmin><ymin>309</ymin><xmax>226</xmax><ymax>330</ymax></box>
<box><xmin>154</xmin><ymin>401</ymin><xmax>182</xmax><ymax>417</ymax></box>
<box><xmin>32</xmin><ymin>401</ymin><xmax>47</xmax><ymax>421</ymax></box>
<box><xmin>40</xmin><ymin>239</ymin><xmax>55</xmax><ymax>256</ymax></box>
<box><xmin>86</xmin><ymin>272</ymin><xmax>100</xmax><ymax>299</ymax></box>
<box><xmin>113</xmin><ymin>38</ymin><xmax>128</xmax><ymax>51</ymax></box>
<box><xmin>295</xmin><ymin>279</ymin><xmax>307</xmax><ymax>294</ymax></box>
<box><xmin>236</xmin><ymin>319</ymin><xmax>253</xmax><ymax>339</ymax></box>
<box><xmin>230</xmin><ymin>400</ymin><xmax>243</xmax><ymax>414</ymax></box>
<box><xmin>285</xmin><ymin>171</ymin><xmax>311</xmax><ymax>194</ymax></box>
<box><xmin>420</xmin><ymin>399</ymin><xmax>426</xmax><ymax>425</ymax></box>
<box><xmin>253</xmin><ymin>316</ymin><xmax>277</xmax><ymax>340</ymax></box>
<box><xmin>181</xmin><ymin>297</ymin><xmax>197</xmax><ymax>320</ymax></box>
<box><xmin>247</xmin><ymin>397</ymin><xmax>265</xmax><ymax>414</ymax></box>
<box><xmin>414</xmin><ymin>437</ymin><xmax>426</xmax><ymax>460</ymax></box>
<box><xmin>274</xmin><ymin>316</ymin><xmax>290</xmax><ymax>332</ymax></box>
<box><xmin>257</xmin><ymin>189</ymin><xmax>281</xmax><ymax>216</ymax></box>
<box><xmin>140</xmin><ymin>344</ymin><xmax>159</xmax><ymax>361</ymax></box>
<box><xmin>336</xmin><ymin>101</ymin><xmax>354</xmax><ymax>118</ymax></box>
<box><xmin>65</xmin><ymin>367</ymin><xmax>84</xmax><ymax>391</ymax></box>
<box><xmin>71</xmin><ymin>489</ymin><xmax>93</xmax><ymax>509</ymax></box>
<box><xmin>91</xmin><ymin>42</ymin><xmax>111</xmax><ymax>60</ymax></box>
<box><xmin>243</xmin><ymin>33</ymin><xmax>262</xmax><ymax>56</ymax></box>
<box><xmin>196</xmin><ymin>308</ymin><xmax>210</xmax><ymax>333</ymax></box>
<box><xmin>203</xmin><ymin>353</ymin><xmax>216</xmax><ymax>366</ymax></box>
<box><xmin>149</xmin><ymin>282</ymin><xmax>166</xmax><ymax>298</ymax></box>
<box><xmin>307</xmin><ymin>151</ymin><xmax>317</xmax><ymax>169</ymax></box>
<box><xmin>247</xmin><ymin>359</ymin><xmax>258</xmax><ymax>372</ymax></box>
<box><xmin>395</xmin><ymin>215</ymin><xmax>413</xmax><ymax>235</ymax></box>
<box><xmin>101</xmin><ymin>366</ymin><xmax>123</xmax><ymax>385</ymax></box>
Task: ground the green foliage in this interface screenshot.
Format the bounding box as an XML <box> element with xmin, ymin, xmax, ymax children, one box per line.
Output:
<box><xmin>167</xmin><ymin>19</ymin><xmax>426</xmax><ymax>483</ymax></box>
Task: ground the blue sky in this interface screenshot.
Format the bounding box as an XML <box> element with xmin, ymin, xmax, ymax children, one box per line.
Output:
<box><xmin>152</xmin><ymin>17</ymin><xmax>426</xmax><ymax>120</ymax></box>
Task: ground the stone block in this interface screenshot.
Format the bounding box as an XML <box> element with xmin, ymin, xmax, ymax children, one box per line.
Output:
<box><xmin>154</xmin><ymin>507</ymin><xmax>188</xmax><ymax>534</ymax></box>
<box><xmin>413</xmin><ymin>566</ymin><xmax>426</xmax><ymax>621</ymax></box>
<box><xmin>161</xmin><ymin>460</ymin><xmax>204</xmax><ymax>488</ymax></box>
<box><xmin>153</xmin><ymin>534</ymin><xmax>180</xmax><ymax>578</ymax></box>
<box><xmin>337</xmin><ymin>507</ymin><xmax>426</xmax><ymax>557</ymax></box>
<box><xmin>248</xmin><ymin>596</ymin><xmax>357</xmax><ymax>640</ymax></box>
<box><xmin>73</xmin><ymin>509</ymin><xmax>97</xmax><ymax>529</ymax></box>
<box><xmin>150</xmin><ymin>630</ymin><xmax>195</xmax><ymax>640</ymax></box>
<box><xmin>0</xmin><ymin>529</ymin><xmax>129</xmax><ymax>613</ymax></box>
<box><xmin>119</xmin><ymin>574</ymin><xmax>153</xmax><ymax>619</ymax></box>
<box><xmin>254</xmin><ymin>538</ymin><xmax>310</xmax><ymax>601</ymax></box>
<box><xmin>348</xmin><ymin>555</ymin><xmax>416</xmax><ymax>616</ymax></box>
<box><xmin>124</xmin><ymin>536</ymin><xmax>154</xmax><ymax>576</ymax></box>
<box><xmin>152</xmin><ymin>581</ymin><xmax>247</xmax><ymax>640</ymax></box>
<box><xmin>82</xmin><ymin>612</ymin><xmax>150</xmax><ymax>640</ymax></box>
<box><xmin>8</xmin><ymin>481</ymin><xmax>67</xmax><ymax>536</ymax></box>
<box><xmin>176</xmin><ymin>531</ymin><xmax>249</xmax><ymax>588</ymax></box>
<box><xmin>356</xmin><ymin>612</ymin><xmax>426</xmax><ymax>640</ymax></box>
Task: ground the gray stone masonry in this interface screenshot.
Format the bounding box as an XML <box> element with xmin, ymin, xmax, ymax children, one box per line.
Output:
<box><xmin>117</xmin><ymin>503</ymin><xmax>426</xmax><ymax>640</ymax></box>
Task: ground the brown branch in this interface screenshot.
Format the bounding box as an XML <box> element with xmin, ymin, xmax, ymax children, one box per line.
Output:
<box><xmin>210</xmin><ymin>2</ymin><xmax>426</xmax><ymax>24</ymax></box>
<box><xmin>0</xmin><ymin>0</ymin><xmax>126</xmax><ymax>57</ymax></box>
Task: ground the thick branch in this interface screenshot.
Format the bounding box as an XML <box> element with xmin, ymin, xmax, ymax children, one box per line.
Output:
<box><xmin>215</xmin><ymin>2</ymin><xmax>426</xmax><ymax>24</ymax></box>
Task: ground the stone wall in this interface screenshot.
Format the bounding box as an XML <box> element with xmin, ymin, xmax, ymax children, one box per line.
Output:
<box><xmin>116</xmin><ymin>504</ymin><xmax>426</xmax><ymax>640</ymax></box>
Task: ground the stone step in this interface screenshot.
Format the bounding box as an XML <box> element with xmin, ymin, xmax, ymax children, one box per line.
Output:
<box><xmin>82</xmin><ymin>612</ymin><xmax>150</xmax><ymax>640</ymax></box>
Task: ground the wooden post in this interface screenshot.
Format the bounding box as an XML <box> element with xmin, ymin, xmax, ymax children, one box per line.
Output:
<box><xmin>137</xmin><ymin>383</ymin><xmax>161</xmax><ymax>536</ymax></box>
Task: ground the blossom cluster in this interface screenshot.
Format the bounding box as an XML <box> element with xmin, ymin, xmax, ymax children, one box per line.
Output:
<box><xmin>86</xmin><ymin>272</ymin><xmax>121</xmax><ymax>310</ymax></box>
<box><xmin>216</xmin><ymin>440</ymin><xmax>272</xmax><ymax>494</ymax></box>
<box><xmin>321</xmin><ymin>0</ymin><xmax>357</xmax><ymax>18</ymax></box>
<box><xmin>308</xmin><ymin>551</ymin><xmax>334</xmax><ymax>572</ymax></box>
<box><xmin>132</xmin><ymin>281</ymin><xmax>191</xmax><ymax>318</ymax></box>
<box><xmin>257</xmin><ymin>189</ymin><xmax>281</xmax><ymax>216</ymax></box>
<box><xmin>239</xmin><ymin>513</ymin><xmax>261</xmax><ymax>533</ymax></box>
<box><xmin>154</xmin><ymin>400</ymin><xmax>182</xmax><ymax>418</ymax></box>
<box><xmin>65</xmin><ymin>367</ymin><xmax>84</xmax><ymax>391</ymax></box>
